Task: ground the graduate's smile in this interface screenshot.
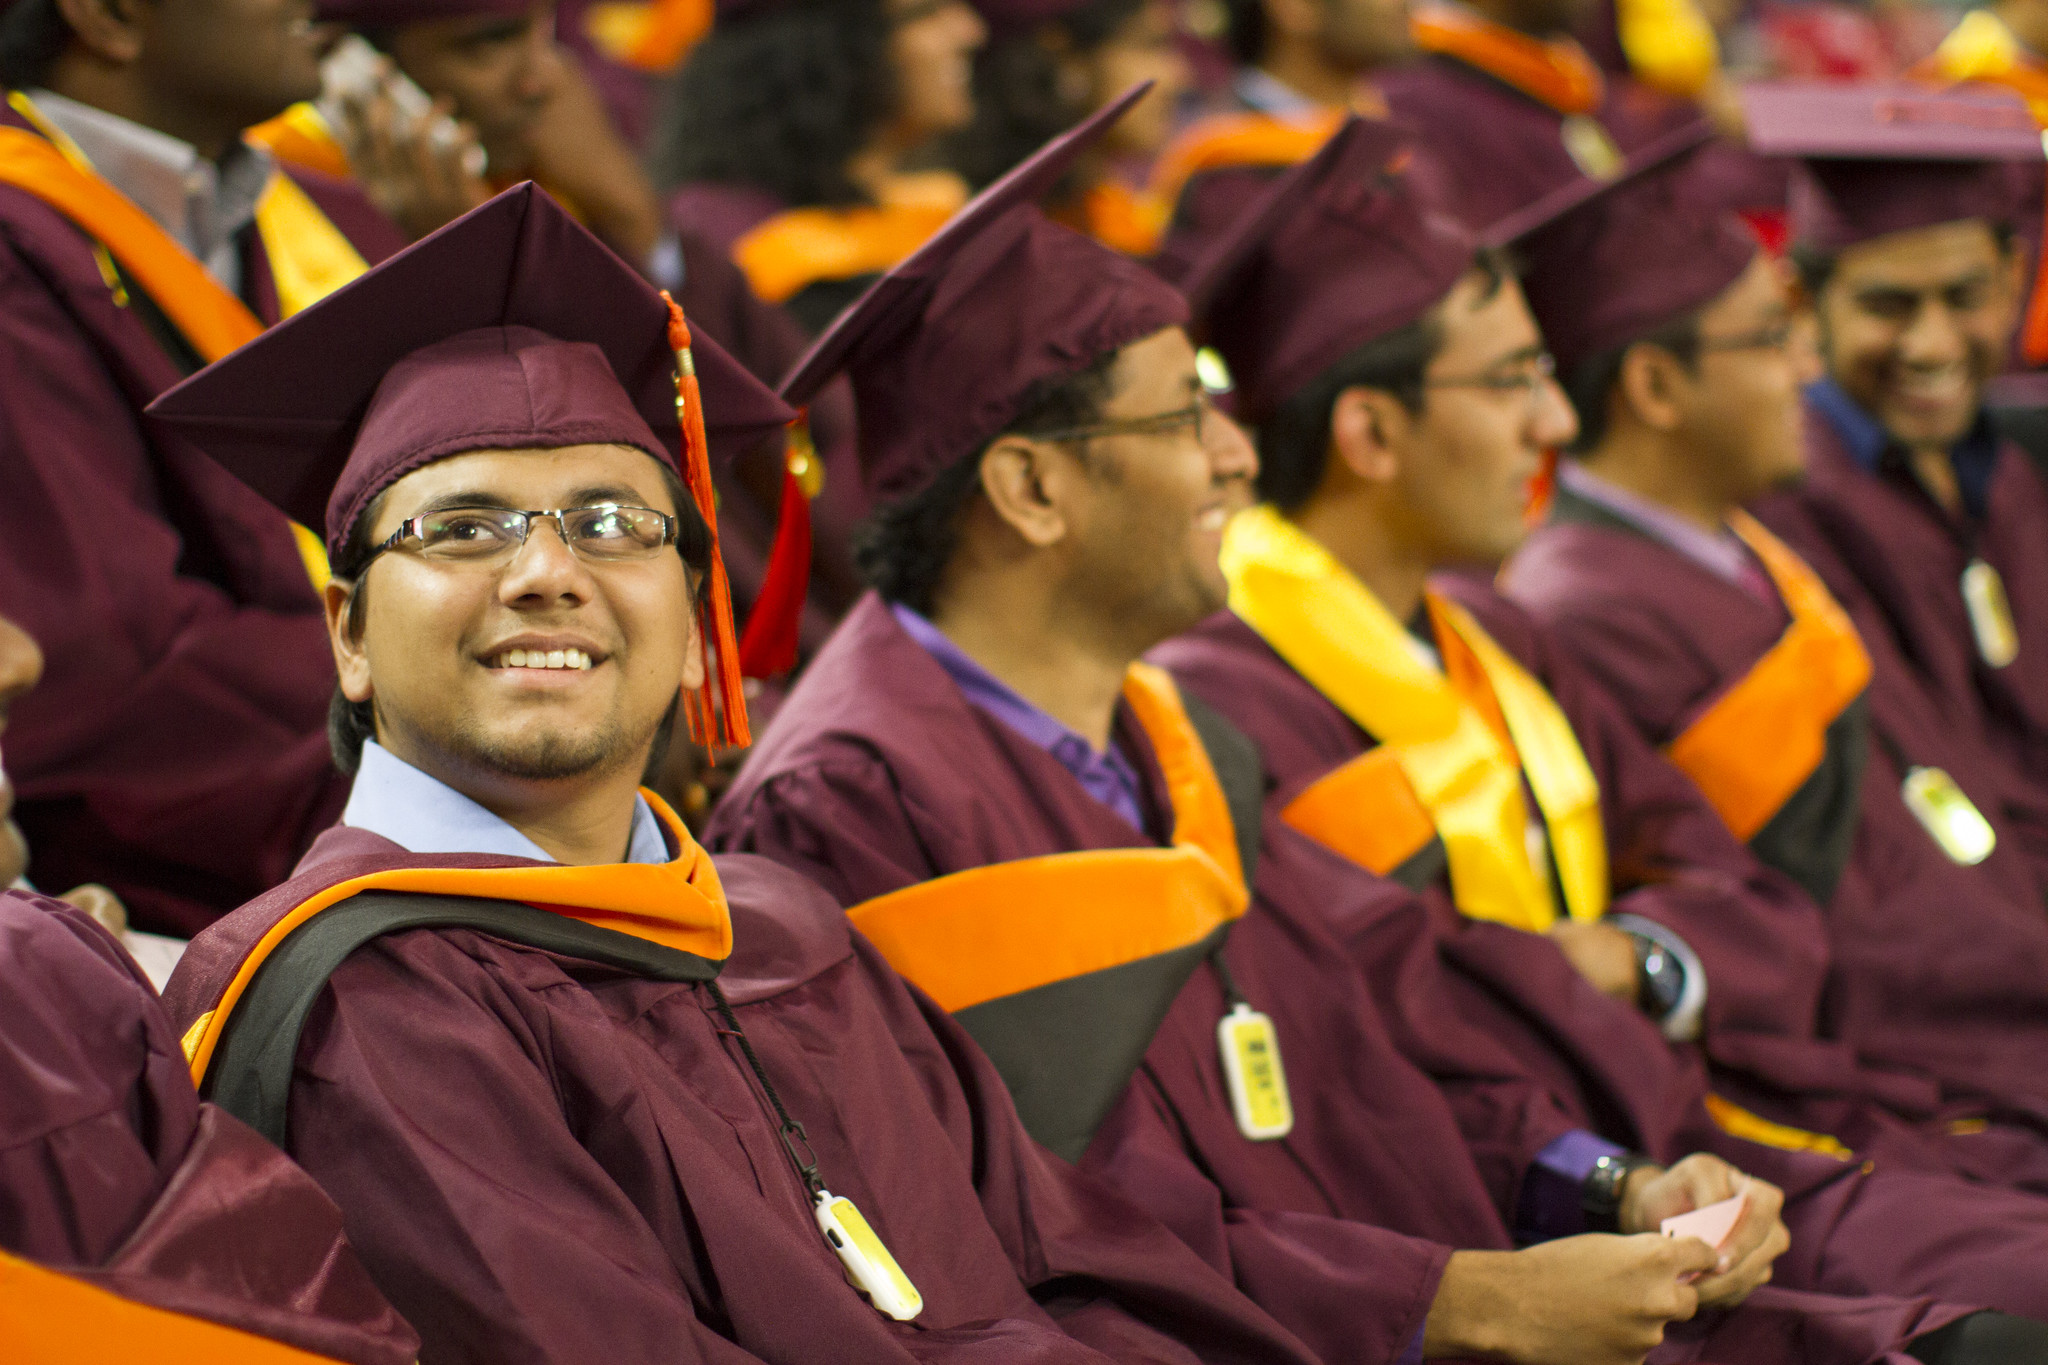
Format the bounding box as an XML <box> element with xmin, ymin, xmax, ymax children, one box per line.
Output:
<box><xmin>481</xmin><ymin>634</ymin><xmax>610</xmax><ymax>678</ymax></box>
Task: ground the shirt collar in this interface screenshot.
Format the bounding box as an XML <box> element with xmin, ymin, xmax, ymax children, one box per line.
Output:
<box><xmin>1233</xmin><ymin>67</ymin><xmax>1324</xmax><ymax>117</ymax></box>
<box><xmin>1805</xmin><ymin>376</ymin><xmax>2003</xmax><ymax>519</ymax></box>
<box><xmin>1555</xmin><ymin>461</ymin><xmax>1757</xmax><ymax>587</ymax></box>
<box><xmin>342</xmin><ymin>740</ymin><xmax>672</xmax><ymax>866</ymax></box>
<box><xmin>24</xmin><ymin>89</ymin><xmax>273</xmax><ymax>292</ymax></box>
<box><xmin>890</xmin><ymin>602</ymin><xmax>1149</xmax><ymax>831</ymax></box>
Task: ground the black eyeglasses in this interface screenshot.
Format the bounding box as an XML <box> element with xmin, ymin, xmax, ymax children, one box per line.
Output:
<box><xmin>1423</xmin><ymin>352</ymin><xmax>1558</xmax><ymax>407</ymax></box>
<box><xmin>363</xmin><ymin>504</ymin><xmax>678</xmax><ymax>568</ymax></box>
<box><xmin>1695</xmin><ymin>321</ymin><xmax>1795</xmax><ymax>354</ymax></box>
<box><xmin>1034</xmin><ymin>353</ymin><xmax>1237</xmax><ymax>448</ymax></box>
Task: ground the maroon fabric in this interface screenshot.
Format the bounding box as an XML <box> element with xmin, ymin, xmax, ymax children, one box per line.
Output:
<box><xmin>1742</xmin><ymin>82</ymin><xmax>2044</xmax><ymax>251</ymax></box>
<box><xmin>1153</xmin><ymin>599</ymin><xmax>2048</xmax><ymax>1172</ymax></box>
<box><xmin>707</xmin><ymin>595</ymin><xmax>1973</xmax><ymax>1363</ymax></box>
<box><xmin>147</xmin><ymin>184</ymin><xmax>794</xmax><ymax>558</ymax></box>
<box><xmin>1379</xmin><ymin>53</ymin><xmax>1709</xmax><ymax>233</ymax></box>
<box><xmin>1505</xmin><ymin>510</ymin><xmax>2048</xmax><ymax>1127</ymax></box>
<box><xmin>161</xmin><ymin>830</ymin><xmax>1314</xmax><ymax>1365</ymax></box>
<box><xmin>780</xmin><ymin>89</ymin><xmax>1187</xmax><ymax>503</ymax></box>
<box><xmin>1185</xmin><ymin>119</ymin><xmax>1473</xmax><ymax>425</ymax></box>
<box><xmin>1518</xmin><ymin>157</ymin><xmax>1758</xmax><ymax>381</ymax></box>
<box><xmin>668</xmin><ymin>181</ymin><xmax>791</xmax><ymax>260</ymax></box>
<box><xmin>0</xmin><ymin>890</ymin><xmax>418</xmax><ymax>1364</ymax></box>
<box><xmin>0</xmin><ymin>103</ymin><xmax>409</xmax><ymax>933</ymax></box>
<box><xmin>1755</xmin><ymin>404</ymin><xmax>2048</xmax><ymax>882</ymax></box>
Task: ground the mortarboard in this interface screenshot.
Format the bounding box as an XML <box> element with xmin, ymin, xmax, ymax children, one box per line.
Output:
<box><xmin>1183</xmin><ymin>117</ymin><xmax>1473</xmax><ymax>425</ymax></box>
<box><xmin>1742</xmin><ymin>81</ymin><xmax>2045</xmax><ymax>251</ymax></box>
<box><xmin>1516</xmin><ymin>150</ymin><xmax>1759</xmax><ymax>383</ymax></box>
<box><xmin>146</xmin><ymin>183</ymin><xmax>791</xmax><ymax>747</ymax></box>
<box><xmin>778</xmin><ymin>81</ymin><xmax>1187</xmax><ymax>504</ymax></box>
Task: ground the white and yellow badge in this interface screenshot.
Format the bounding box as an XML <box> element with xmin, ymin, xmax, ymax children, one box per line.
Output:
<box><xmin>1962</xmin><ymin>559</ymin><xmax>2019</xmax><ymax>668</ymax></box>
<box><xmin>1560</xmin><ymin>115</ymin><xmax>1624</xmax><ymax>180</ymax></box>
<box><xmin>1900</xmin><ymin>766</ymin><xmax>1998</xmax><ymax>866</ymax></box>
<box><xmin>1218</xmin><ymin>1003</ymin><xmax>1294</xmax><ymax>1140</ymax></box>
<box><xmin>815</xmin><ymin>1191</ymin><xmax>922</xmax><ymax>1321</ymax></box>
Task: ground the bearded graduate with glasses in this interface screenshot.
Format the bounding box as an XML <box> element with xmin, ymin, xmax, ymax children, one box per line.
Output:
<box><xmin>147</xmin><ymin>183</ymin><xmax>1324</xmax><ymax>1365</ymax></box>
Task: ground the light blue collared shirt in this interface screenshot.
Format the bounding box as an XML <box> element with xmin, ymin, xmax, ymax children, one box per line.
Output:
<box><xmin>342</xmin><ymin>740</ymin><xmax>671</xmax><ymax>865</ymax></box>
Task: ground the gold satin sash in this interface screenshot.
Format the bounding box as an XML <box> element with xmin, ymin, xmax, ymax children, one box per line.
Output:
<box><xmin>182</xmin><ymin>790</ymin><xmax>733</xmax><ymax>1083</ymax></box>
<box><xmin>1663</xmin><ymin>513</ymin><xmax>1873</xmax><ymax>841</ymax></box>
<box><xmin>1226</xmin><ymin>504</ymin><xmax>1607</xmax><ymax>932</ymax></box>
<box><xmin>848</xmin><ymin>662</ymin><xmax>1249</xmax><ymax>1012</ymax></box>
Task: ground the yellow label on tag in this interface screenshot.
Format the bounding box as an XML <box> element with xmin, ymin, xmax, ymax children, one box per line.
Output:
<box><xmin>1218</xmin><ymin>1004</ymin><xmax>1293</xmax><ymax>1140</ymax></box>
<box><xmin>816</xmin><ymin>1193</ymin><xmax>922</xmax><ymax>1321</ymax></box>
<box><xmin>1962</xmin><ymin>559</ymin><xmax>2019</xmax><ymax>668</ymax></box>
<box><xmin>1560</xmin><ymin>115</ymin><xmax>1624</xmax><ymax>180</ymax></box>
<box><xmin>1900</xmin><ymin>766</ymin><xmax>1997</xmax><ymax>866</ymax></box>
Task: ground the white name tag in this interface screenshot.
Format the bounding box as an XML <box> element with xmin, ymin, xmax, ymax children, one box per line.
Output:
<box><xmin>1218</xmin><ymin>1003</ymin><xmax>1294</xmax><ymax>1141</ymax></box>
<box><xmin>815</xmin><ymin>1191</ymin><xmax>922</xmax><ymax>1321</ymax></box>
<box><xmin>1962</xmin><ymin>559</ymin><xmax>2019</xmax><ymax>669</ymax></box>
<box><xmin>1900</xmin><ymin>766</ymin><xmax>1997</xmax><ymax>866</ymax></box>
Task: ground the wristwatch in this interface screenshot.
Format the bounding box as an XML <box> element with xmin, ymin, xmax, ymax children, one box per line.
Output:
<box><xmin>1580</xmin><ymin>1152</ymin><xmax>1658</xmax><ymax>1233</ymax></box>
<box><xmin>1631</xmin><ymin>932</ymin><xmax>1687</xmax><ymax>1021</ymax></box>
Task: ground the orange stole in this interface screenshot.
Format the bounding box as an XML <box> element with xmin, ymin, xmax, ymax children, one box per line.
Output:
<box><xmin>1280</xmin><ymin>747</ymin><xmax>1438</xmax><ymax>877</ymax></box>
<box><xmin>1663</xmin><ymin>513</ymin><xmax>1873</xmax><ymax>841</ymax></box>
<box><xmin>244</xmin><ymin>105</ymin><xmax>354</xmax><ymax>182</ymax></box>
<box><xmin>1410</xmin><ymin>5</ymin><xmax>1605</xmax><ymax>114</ymax></box>
<box><xmin>182</xmin><ymin>791</ymin><xmax>733</xmax><ymax>1083</ymax></box>
<box><xmin>1146</xmin><ymin>108</ymin><xmax>1349</xmax><ymax>219</ymax></box>
<box><xmin>0</xmin><ymin>124</ymin><xmax>262</xmax><ymax>362</ymax></box>
<box><xmin>0</xmin><ymin>1249</ymin><xmax>350</xmax><ymax>1364</ymax></box>
<box><xmin>848</xmin><ymin>663</ymin><xmax>1249</xmax><ymax>1014</ymax></box>
<box><xmin>732</xmin><ymin>188</ymin><xmax>963</xmax><ymax>306</ymax></box>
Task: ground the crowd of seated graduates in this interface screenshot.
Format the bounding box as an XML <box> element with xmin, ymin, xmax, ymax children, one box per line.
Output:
<box><xmin>10</xmin><ymin>0</ymin><xmax>2048</xmax><ymax>1358</ymax></box>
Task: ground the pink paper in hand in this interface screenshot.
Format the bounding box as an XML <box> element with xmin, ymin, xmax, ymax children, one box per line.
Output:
<box><xmin>1661</xmin><ymin>1193</ymin><xmax>1746</xmax><ymax>1257</ymax></box>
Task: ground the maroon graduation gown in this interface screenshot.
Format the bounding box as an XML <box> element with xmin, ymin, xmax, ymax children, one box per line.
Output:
<box><xmin>161</xmin><ymin>824</ymin><xmax>1310</xmax><ymax>1365</ymax></box>
<box><xmin>710</xmin><ymin>594</ymin><xmax>1966</xmax><ymax>1365</ymax></box>
<box><xmin>1504</xmin><ymin>491</ymin><xmax>2048</xmax><ymax>1128</ymax></box>
<box><xmin>0</xmin><ymin>102</ymin><xmax>406</xmax><ymax>935</ymax></box>
<box><xmin>0</xmin><ymin>888</ymin><xmax>417</xmax><ymax>1363</ymax></box>
<box><xmin>1754</xmin><ymin>402</ymin><xmax>2048</xmax><ymax>879</ymax></box>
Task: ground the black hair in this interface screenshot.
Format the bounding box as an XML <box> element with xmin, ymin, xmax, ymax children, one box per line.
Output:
<box><xmin>326</xmin><ymin>458</ymin><xmax>708</xmax><ymax>776</ymax></box>
<box><xmin>1560</xmin><ymin>310</ymin><xmax>1702</xmax><ymax>455</ymax></box>
<box><xmin>1219</xmin><ymin>0</ymin><xmax>1267</xmax><ymax>65</ymax></box>
<box><xmin>0</xmin><ymin>0</ymin><xmax>71</xmax><ymax>91</ymax></box>
<box><xmin>855</xmin><ymin>350</ymin><xmax>1121</xmax><ymax>614</ymax></box>
<box><xmin>652</xmin><ymin>0</ymin><xmax>897</xmax><ymax>207</ymax></box>
<box><xmin>1790</xmin><ymin>221</ymin><xmax>2017</xmax><ymax>296</ymax></box>
<box><xmin>1255</xmin><ymin>249</ymin><xmax>1511</xmax><ymax>511</ymax></box>
<box><xmin>944</xmin><ymin>0</ymin><xmax>1149</xmax><ymax>192</ymax></box>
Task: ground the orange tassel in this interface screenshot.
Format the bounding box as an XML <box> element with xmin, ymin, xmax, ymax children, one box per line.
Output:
<box><xmin>662</xmin><ymin>291</ymin><xmax>752</xmax><ymax>750</ymax></box>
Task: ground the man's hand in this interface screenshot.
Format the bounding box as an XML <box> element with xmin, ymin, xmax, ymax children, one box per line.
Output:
<box><xmin>518</xmin><ymin>55</ymin><xmax>664</xmax><ymax>268</ymax></box>
<box><xmin>1547</xmin><ymin>919</ymin><xmax>1640</xmax><ymax>1003</ymax></box>
<box><xmin>334</xmin><ymin>66</ymin><xmax>491</xmax><ymax>240</ymax></box>
<box><xmin>1621</xmin><ymin>1154</ymin><xmax>1788</xmax><ymax>1308</ymax></box>
<box><xmin>59</xmin><ymin>883</ymin><xmax>126</xmax><ymax>938</ymax></box>
<box><xmin>1423</xmin><ymin>1235</ymin><xmax>1717</xmax><ymax>1365</ymax></box>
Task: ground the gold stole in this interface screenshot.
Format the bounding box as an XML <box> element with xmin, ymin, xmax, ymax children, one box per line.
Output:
<box><xmin>1663</xmin><ymin>513</ymin><xmax>1872</xmax><ymax>840</ymax></box>
<box><xmin>848</xmin><ymin>663</ymin><xmax>1248</xmax><ymax>1014</ymax></box>
<box><xmin>0</xmin><ymin>1247</ymin><xmax>353</xmax><ymax>1363</ymax></box>
<box><xmin>0</xmin><ymin>95</ymin><xmax>370</xmax><ymax>588</ymax></box>
<box><xmin>1224</xmin><ymin>504</ymin><xmax>1607</xmax><ymax>932</ymax></box>
<box><xmin>181</xmin><ymin>791</ymin><xmax>733</xmax><ymax>1083</ymax></box>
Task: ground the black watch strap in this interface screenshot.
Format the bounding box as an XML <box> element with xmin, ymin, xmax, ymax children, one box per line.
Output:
<box><xmin>1580</xmin><ymin>1152</ymin><xmax>1657</xmax><ymax>1233</ymax></box>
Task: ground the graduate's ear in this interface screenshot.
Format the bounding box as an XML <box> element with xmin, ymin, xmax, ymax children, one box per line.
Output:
<box><xmin>978</xmin><ymin>436</ymin><xmax>1073</xmax><ymax>549</ymax></box>
<box><xmin>1327</xmin><ymin>385</ymin><xmax>1405</xmax><ymax>490</ymax></box>
<box><xmin>677</xmin><ymin>598</ymin><xmax>706</xmax><ymax>694</ymax></box>
<box><xmin>324</xmin><ymin>578</ymin><xmax>375</xmax><ymax>705</ymax></box>
<box><xmin>52</xmin><ymin>0</ymin><xmax>149</xmax><ymax>65</ymax></box>
<box><xmin>1615</xmin><ymin>343</ymin><xmax>1686</xmax><ymax>434</ymax></box>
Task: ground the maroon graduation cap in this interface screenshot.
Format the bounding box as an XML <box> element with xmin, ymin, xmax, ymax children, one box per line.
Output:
<box><xmin>778</xmin><ymin>81</ymin><xmax>1187</xmax><ymax>504</ymax></box>
<box><xmin>145</xmin><ymin>183</ymin><xmax>791</xmax><ymax>747</ymax></box>
<box><xmin>1517</xmin><ymin>147</ymin><xmax>1759</xmax><ymax>382</ymax></box>
<box><xmin>1742</xmin><ymin>81</ymin><xmax>2046</xmax><ymax>251</ymax></box>
<box><xmin>1182</xmin><ymin>117</ymin><xmax>1473</xmax><ymax>425</ymax></box>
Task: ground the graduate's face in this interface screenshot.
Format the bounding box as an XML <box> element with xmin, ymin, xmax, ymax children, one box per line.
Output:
<box><xmin>1374</xmin><ymin>272</ymin><xmax>1577</xmax><ymax>568</ymax></box>
<box><xmin>0</xmin><ymin>615</ymin><xmax>44</xmax><ymax>887</ymax></box>
<box><xmin>134</xmin><ymin>0</ymin><xmax>327</xmax><ymax>135</ymax></box>
<box><xmin>1025</xmin><ymin>327</ymin><xmax>1259</xmax><ymax>643</ymax></box>
<box><xmin>1814</xmin><ymin>219</ymin><xmax>2020</xmax><ymax>456</ymax></box>
<box><xmin>332</xmin><ymin>443</ymin><xmax>699</xmax><ymax>800</ymax></box>
<box><xmin>1064</xmin><ymin>0</ymin><xmax>1190</xmax><ymax>159</ymax></box>
<box><xmin>385</xmin><ymin>3</ymin><xmax>560</xmax><ymax>174</ymax></box>
<box><xmin>886</xmin><ymin>0</ymin><xmax>986</xmax><ymax>145</ymax></box>
<box><xmin>1673</xmin><ymin>253</ymin><xmax>1806</xmax><ymax>499</ymax></box>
